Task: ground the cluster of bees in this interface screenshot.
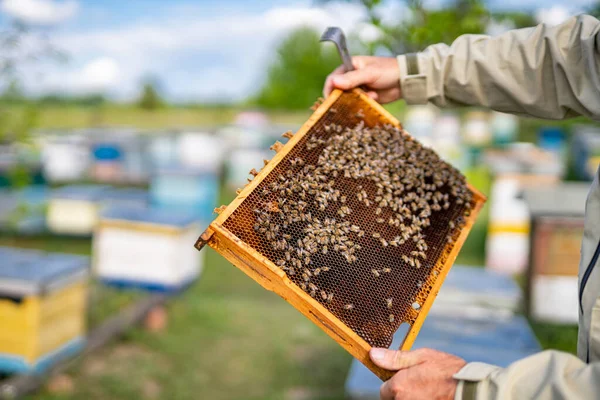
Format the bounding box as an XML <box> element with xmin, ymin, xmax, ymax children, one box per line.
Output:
<box><xmin>252</xmin><ymin>120</ymin><xmax>473</xmax><ymax>321</ymax></box>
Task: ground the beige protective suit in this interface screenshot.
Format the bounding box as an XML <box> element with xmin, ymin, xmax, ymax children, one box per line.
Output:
<box><xmin>397</xmin><ymin>15</ymin><xmax>600</xmax><ymax>400</ymax></box>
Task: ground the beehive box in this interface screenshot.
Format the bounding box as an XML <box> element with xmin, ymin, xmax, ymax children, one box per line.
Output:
<box><xmin>40</xmin><ymin>135</ymin><xmax>90</xmax><ymax>183</ymax></box>
<box><xmin>346</xmin><ymin>310</ymin><xmax>540</xmax><ymax>399</ymax></box>
<box><xmin>0</xmin><ymin>247</ymin><xmax>88</xmax><ymax>374</ymax></box>
<box><xmin>523</xmin><ymin>184</ymin><xmax>589</xmax><ymax>323</ymax></box>
<box><xmin>94</xmin><ymin>207</ymin><xmax>203</xmax><ymax>293</ymax></box>
<box><xmin>46</xmin><ymin>185</ymin><xmax>110</xmax><ymax>236</ymax></box>
<box><xmin>150</xmin><ymin>167</ymin><xmax>219</xmax><ymax>221</ymax></box>
<box><xmin>196</xmin><ymin>89</ymin><xmax>486</xmax><ymax>379</ymax></box>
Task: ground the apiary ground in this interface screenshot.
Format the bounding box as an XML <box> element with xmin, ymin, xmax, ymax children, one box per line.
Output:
<box><xmin>0</xmin><ymin>183</ymin><xmax>577</xmax><ymax>400</ymax></box>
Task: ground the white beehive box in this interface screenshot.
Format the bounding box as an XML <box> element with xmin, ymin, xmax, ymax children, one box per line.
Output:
<box><xmin>40</xmin><ymin>134</ymin><xmax>90</xmax><ymax>183</ymax></box>
<box><xmin>47</xmin><ymin>185</ymin><xmax>148</xmax><ymax>236</ymax></box>
<box><xmin>177</xmin><ymin>131</ymin><xmax>224</xmax><ymax>173</ymax></box>
<box><xmin>93</xmin><ymin>207</ymin><xmax>203</xmax><ymax>293</ymax></box>
<box><xmin>47</xmin><ymin>185</ymin><xmax>110</xmax><ymax>236</ymax></box>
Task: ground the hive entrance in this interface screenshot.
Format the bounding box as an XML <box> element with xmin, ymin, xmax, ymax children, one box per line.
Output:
<box><xmin>198</xmin><ymin>89</ymin><xmax>485</xmax><ymax>379</ymax></box>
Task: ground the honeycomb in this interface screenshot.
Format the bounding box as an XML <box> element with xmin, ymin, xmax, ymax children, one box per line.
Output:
<box><xmin>216</xmin><ymin>90</ymin><xmax>484</xmax><ymax>349</ymax></box>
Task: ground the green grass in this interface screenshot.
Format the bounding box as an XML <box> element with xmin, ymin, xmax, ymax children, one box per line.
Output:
<box><xmin>31</xmin><ymin>248</ymin><xmax>350</xmax><ymax>400</ymax></box>
<box><xmin>26</xmin><ymin>105</ymin><xmax>311</xmax><ymax>130</ymax></box>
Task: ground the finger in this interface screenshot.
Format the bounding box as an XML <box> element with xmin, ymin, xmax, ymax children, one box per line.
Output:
<box><xmin>331</xmin><ymin>68</ymin><xmax>376</xmax><ymax>90</ymax></box>
<box><xmin>375</xmin><ymin>87</ymin><xmax>401</xmax><ymax>104</ymax></box>
<box><xmin>370</xmin><ymin>348</ymin><xmax>429</xmax><ymax>371</ymax></box>
<box><xmin>366</xmin><ymin>90</ymin><xmax>379</xmax><ymax>101</ymax></box>
<box><xmin>323</xmin><ymin>64</ymin><xmax>348</xmax><ymax>97</ymax></box>
<box><xmin>379</xmin><ymin>379</ymin><xmax>396</xmax><ymax>400</ymax></box>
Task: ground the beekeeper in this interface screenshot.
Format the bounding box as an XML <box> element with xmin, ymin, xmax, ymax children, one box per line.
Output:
<box><xmin>324</xmin><ymin>14</ymin><xmax>600</xmax><ymax>400</ymax></box>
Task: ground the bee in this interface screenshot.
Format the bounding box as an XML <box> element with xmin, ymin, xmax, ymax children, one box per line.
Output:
<box><xmin>449</xmin><ymin>221</ymin><xmax>455</xmax><ymax>229</ymax></box>
<box><xmin>386</xmin><ymin>298</ymin><xmax>393</xmax><ymax>309</ymax></box>
<box><xmin>372</xmin><ymin>232</ymin><xmax>381</xmax><ymax>239</ymax></box>
<box><xmin>288</xmin><ymin>267</ymin><xmax>296</xmax><ymax>276</ymax></box>
<box><xmin>276</xmin><ymin>260</ymin><xmax>286</xmax><ymax>267</ymax></box>
<box><xmin>372</xmin><ymin>269</ymin><xmax>380</xmax><ymax>277</ymax></box>
<box><xmin>389</xmin><ymin>314</ymin><xmax>395</xmax><ymax>323</ymax></box>
<box><xmin>321</xmin><ymin>290</ymin><xmax>328</xmax><ymax>300</ymax></box>
<box><xmin>309</xmin><ymin>283</ymin><xmax>318</xmax><ymax>292</ymax></box>
<box><xmin>313</xmin><ymin>268</ymin><xmax>321</xmax><ymax>276</ymax></box>
<box><xmin>305</xmin><ymin>256</ymin><xmax>311</xmax><ymax>265</ymax></box>
<box><xmin>380</xmin><ymin>238</ymin><xmax>388</xmax><ymax>247</ymax></box>
<box><xmin>344</xmin><ymin>304</ymin><xmax>354</xmax><ymax>310</ymax></box>
<box><xmin>300</xmin><ymin>282</ymin><xmax>307</xmax><ymax>290</ymax></box>
<box><xmin>415</xmin><ymin>259</ymin><xmax>421</xmax><ymax>269</ymax></box>
<box><xmin>302</xmin><ymin>273</ymin><xmax>310</xmax><ymax>282</ymax></box>
<box><xmin>322</xmin><ymin>246</ymin><xmax>328</xmax><ymax>255</ymax></box>
<box><xmin>376</xmin><ymin>218</ymin><xmax>385</xmax><ymax>224</ymax></box>
<box><xmin>375</xmin><ymin>208</ymin><xmax>382</xmax><ymax>215</ymax></box>
<box><xmin>327</xmin><ymin>293</ymin><xmax>334</xmax><ymax>303</ymax></box>
<box><xmin>401</xmin><ymin>255</ymin><xmax>410</xmax><ymax>263</ymax></box>
<box><xmin>322</xmin><ymin>266</ymin><xmax>331</xmax><ymax>272</ymax></box>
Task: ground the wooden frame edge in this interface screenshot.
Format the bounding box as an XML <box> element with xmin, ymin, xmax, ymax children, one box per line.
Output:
<box><xmin>205</xmin><ymin>221</ymin><xmax>395</xmax><ymax>381</ymax></box>
<box><xmin>400</xmin><ymin>192</ymin><xmax>486</xmax><ymax>350</ymax></box>
<box><xmin>214</xmin><ymin>90</ymin><xmax>344</xmax><ymax>225</ymax></box>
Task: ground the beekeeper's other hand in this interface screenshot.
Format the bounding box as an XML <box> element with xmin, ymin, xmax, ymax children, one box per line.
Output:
<box><xmin>370</xmin><ymin>347</ymin><xmax>466</xmax><ymax>400</ymax></box>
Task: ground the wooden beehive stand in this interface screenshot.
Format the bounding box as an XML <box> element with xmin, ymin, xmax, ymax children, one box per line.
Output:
<box><xmin>196</xmin><ymin>89</ymin><xmax>486</xmax><ymax>380</ymax></box>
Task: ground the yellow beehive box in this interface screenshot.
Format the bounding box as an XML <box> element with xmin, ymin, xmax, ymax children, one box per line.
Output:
<box><xmin>0</xmin><ymin>247</ymin><xmax>88</xmax><ymax>374</ymax></box>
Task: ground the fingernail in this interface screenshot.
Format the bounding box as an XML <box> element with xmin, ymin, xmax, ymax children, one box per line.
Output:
<box><xmin>371</xmin><ymin>348</ymin><xmax>385</xmax><ymax>361</ymax></box>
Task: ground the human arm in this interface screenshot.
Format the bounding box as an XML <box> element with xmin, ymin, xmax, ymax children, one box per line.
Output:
<box><xmin>325</xmin><ymin>15</ymin><xmax>600</xmax><ymax>120</ymax></box>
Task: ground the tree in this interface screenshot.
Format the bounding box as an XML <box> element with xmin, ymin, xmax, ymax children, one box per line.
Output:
<box><xmin>254</xmin><ymin>27</ymin><xmax>341</xmax><ymax>110</ymax></box>
<box><xmin>137</xmin><ymin>78</ymin><xmax>164</xmax><ymax>110</ymax></box>
<box><xmin>341</xmin><ymin>0</ymin><xmax>490</xmax><ymax>55</ymax></box>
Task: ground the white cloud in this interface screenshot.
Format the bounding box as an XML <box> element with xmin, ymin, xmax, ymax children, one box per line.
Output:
<box><xmin>26</xmin><ymin>2</ymin><xmax>366</xmax><ymax>101</ymax></box>
<box><xmin>38</xmin><ymin>57</ymin><xmax>120</xmax><ymax>94</ymax></box>
<box><xmin>535</xmin><ymin>6</ymin><xmax>574</xmax><ymax>26</ymax></box>
<box><xmin>1</xmin><ymin>0</ymin><xmax>78</xmax><ymax>25</ymax></box>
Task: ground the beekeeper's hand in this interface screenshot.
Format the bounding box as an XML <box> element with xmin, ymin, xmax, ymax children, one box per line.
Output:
<box><xmin>323</xmin><ymin>56</ymin><xmax>401</xmax><ymax>104</ymax></box>
<box><xmin>370</xmin><ymin>347</ymin><xmax>466</xmax><ymax>400</ymax></box>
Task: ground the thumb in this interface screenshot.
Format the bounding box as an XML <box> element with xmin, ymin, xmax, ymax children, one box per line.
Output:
<box><xmin>332</xmin><ymin>69</ymin><xmax>375</xmax><ymax>90</ymax></box>
<box><xmin>370</xmin><ymin>348</ymin><xmax>428</xmax><ymax>371</ymax></box>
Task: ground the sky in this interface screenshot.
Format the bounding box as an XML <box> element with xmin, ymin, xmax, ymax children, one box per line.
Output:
<box><xmin>0</xmin><ymin>0</ymin><xmax>596</xmax><ymax>103</ymax></box>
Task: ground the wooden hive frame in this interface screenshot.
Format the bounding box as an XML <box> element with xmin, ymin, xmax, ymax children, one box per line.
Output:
<box><xmin>195</xmin><ymin>89</ymin><xmax>486</xmax><ymax>380</ymax></box>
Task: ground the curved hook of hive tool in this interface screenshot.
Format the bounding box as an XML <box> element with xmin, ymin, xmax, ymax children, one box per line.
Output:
<box><xmin>320</xmin><ymin>27</ymin><xmax>354</xmax><ymax>72</ymax></box>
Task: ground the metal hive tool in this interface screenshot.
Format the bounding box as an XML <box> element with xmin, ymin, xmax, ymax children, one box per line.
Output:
<box><xmin>195</xmin><ymin>87</ymin><xmax>486</xmax><ymax>380</ymax></box>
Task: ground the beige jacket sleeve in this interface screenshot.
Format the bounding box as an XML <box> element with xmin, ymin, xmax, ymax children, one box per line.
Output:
<box><xmin>452</xmin><ymin>352</ymin><xmax>600</xmax><ymax>399</ymax></box>
<box><xmin>397</xmin><ymin>15</ymin><xmax>600</xmax><ymax>120</ymax></box>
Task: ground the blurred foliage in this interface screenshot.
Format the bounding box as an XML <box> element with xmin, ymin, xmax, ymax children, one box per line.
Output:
<box><xmin>137</xmin><ymin>78</ymin><xmax>165</xmax><ymax>111</ymax></box>
<box><xmin>588</xmin><ymin>1</ymin><xmax>600</xmax><ymax>19</ymax></box>
<box><xmin>323</xmin><ymin>0</ymin><xmax>536</xmax><ymax>55</ymax></box>
<box><xmin>254</xmin><ymin>27</ymin><xmax>341</xmax><ymax>110</ymax></box>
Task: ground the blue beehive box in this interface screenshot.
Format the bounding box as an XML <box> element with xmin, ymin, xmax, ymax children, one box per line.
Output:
<box><xmin>345</xmin><ymin>266</ymin><xmax>537</xmax><ymax>399</ymax></box>
<box><xmin>435</xmin><ymin>265</ymin><xmax>522</xmax><ymax>312</ymax></box>
<box><xmin>0</xmin><ymin>247</ymin><xmax>89</xmax><ymax>374</ymax></box>
<box><xmin>345</xmin><ymin>312</ymin><xmax>541</xmax><ymax>399</ymax></box>
<box><xmin>94</xmin><ymin>206</ymin><xmax>204</xmax><ymax>293</ymax></box>
<box><xmin>101</xmin><ymin>187</ymin><xmax>149</xmax><ymax>209</ymax></box>
<box><xmin>150</xmin><ymin>167</ymin><xmax>219</xmax><ymax>221</ymax></box>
